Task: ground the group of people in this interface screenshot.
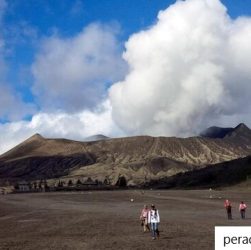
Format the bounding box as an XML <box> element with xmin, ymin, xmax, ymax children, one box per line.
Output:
<box><xmin>224</xmin><ymin>200</ymin><xmax>247</xmax><ymax>219</ymax></box>
<box><xmin>139</xmin><ymin>200</ymin><xmax>247</xmax><ymax>240</ymax></box>
<box><xmin>140</xmin><ymin>204</ymin><xmax>160</xmax><ymax>240</ymax></box>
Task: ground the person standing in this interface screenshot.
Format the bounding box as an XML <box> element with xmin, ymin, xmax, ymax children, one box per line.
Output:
<box><xmin>239</xmin><ymin>201</ymin><xmax>247</xmax><ymax>219</ymax></box>
<box><xmin>148</xmin><ymin>204</ymin><xmax>160</xmax><ymax>240</ymax></box>
<box><xmin>224</xmin><ymin>199</ymin><xmax>232</xmax><ymax>219</ymax></box>
<box><xmin>140</xmin><ymin>205</ymin><xmax>150</xmax><ymax>232</ymax></box>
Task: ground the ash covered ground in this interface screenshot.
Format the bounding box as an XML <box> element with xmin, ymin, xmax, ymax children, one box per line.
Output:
<box><xmin>0</xmin><ymin>190</ymin><xmax>250</xmax><ymax>250</ymax></box>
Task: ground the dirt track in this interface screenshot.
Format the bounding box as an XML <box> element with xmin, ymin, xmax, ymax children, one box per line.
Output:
<box><xmin>0</xmin><ymin>190</ymin><xmax>250</xmax><ymax>250</ymax></box>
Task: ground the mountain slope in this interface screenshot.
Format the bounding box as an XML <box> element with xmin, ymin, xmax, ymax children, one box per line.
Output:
<box><xmin>1</xmin><ymin>123</ymin><xmax>251</xmax><ymax>185</ymax></box>
<box><xmin>146</xmin><ymin>155</ymin><xmax>251</xmax><ymax>189</ymax></box>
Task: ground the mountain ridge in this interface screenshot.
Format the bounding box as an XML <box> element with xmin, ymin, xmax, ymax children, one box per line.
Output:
<box><xmin>1</xmin><ymin>123</ymin><xmax>251</xmax><ymax>186</ymax></box>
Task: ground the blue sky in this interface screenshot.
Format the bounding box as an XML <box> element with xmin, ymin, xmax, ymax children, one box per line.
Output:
<box><xmin>2</xmin><ymin>0</ymin><xmax>178</xmax><ymax>111</ymax></box>
<box><xmin>1</xmin><ymin>0</ymin><xmax>251</xmax><ymax>153</ymax></box>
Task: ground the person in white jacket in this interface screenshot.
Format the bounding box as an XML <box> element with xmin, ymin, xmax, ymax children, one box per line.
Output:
<box><xmin>148</xmin><ymin>204</ymin><xmax>160</xmax><ymax>240</ymax></box>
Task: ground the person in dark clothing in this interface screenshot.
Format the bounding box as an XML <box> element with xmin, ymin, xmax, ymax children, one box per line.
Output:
<box><xmin>224</xmin><ymin>200</ymin><xmax>232</xmax><ymax>219</ymax></box>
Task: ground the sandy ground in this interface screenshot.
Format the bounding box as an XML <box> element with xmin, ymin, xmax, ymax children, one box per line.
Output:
<box><xmin>0</xmin><ymin>189</ymin><xmax>251</xmax><ymax>250</ymax></box>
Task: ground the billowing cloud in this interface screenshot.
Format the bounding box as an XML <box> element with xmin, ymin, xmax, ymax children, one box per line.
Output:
<box><xmin>0</xmin><ymin>100</ymin><xmax>123</xmax><ymax>154</ymax></box>
<box><xmin>32</xmin><ymin>23</ymin><xmax>126</xmax><ymax>112</ymax></box>
<box><xmin>109</xmin><ymin>0</ymin><xmax>251</xmax><ymax>136</ymax></box>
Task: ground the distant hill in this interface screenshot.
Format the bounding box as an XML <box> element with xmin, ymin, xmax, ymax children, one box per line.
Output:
<box><xmin>199</xmin><ymin>123</ymin><xmax>251</xmax><ymax>139</ymax></box>
<box><xmin>200</xmin><ymin>126</ymin><xmax>233</xmax><ymax>138</ymax></box>
<box><xmin>1</xmin><ymin>123</ymin><xmax>251</xmax><ymax>186</ymax></box>
<box><xmin>84</xmin><ymin>134</ymin><xmax>110</xmax><ymax>142</ymax></box>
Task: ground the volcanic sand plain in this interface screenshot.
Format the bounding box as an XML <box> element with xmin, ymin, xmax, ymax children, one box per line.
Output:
<box><xmin>0</xmin><ymin>189</ymin><xmax>251</xmax><ymax>250</ymax></box>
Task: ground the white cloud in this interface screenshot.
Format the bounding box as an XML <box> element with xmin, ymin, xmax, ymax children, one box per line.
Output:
<box><xmin>0</xmin><ymin>84</ymin><xmax>36</xmax><ymax>121</ymax></box>
<box><xmin>0</xmin><ymin>100</ymin><xmax>123</xmax><ymax>154</ymax></box>
<box><xmin>109</xmin><ymin>0</ymin><xmax>251</xmax><ymax>136</ymax></box>
<box><xmin>32</xmin><ymin>23</ymin><xmax>126</xmax><ymax>112</ymax></box>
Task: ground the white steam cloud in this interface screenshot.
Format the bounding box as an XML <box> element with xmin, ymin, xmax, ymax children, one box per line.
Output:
<box><xmin>109</xmin><ymin>0</ymin><xmax>251</xmax><ymax>136</ymax></box>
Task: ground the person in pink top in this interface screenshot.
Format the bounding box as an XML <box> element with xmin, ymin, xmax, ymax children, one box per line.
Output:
<box><xmin>239</xmin><ymin>201</ymin><xmax>247</xmax><ymax>219</ymax></box>
<box><xmin>140</xmin><ymin>205</ymin><xmax>150</xmax><ymax>232</ymax></box>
